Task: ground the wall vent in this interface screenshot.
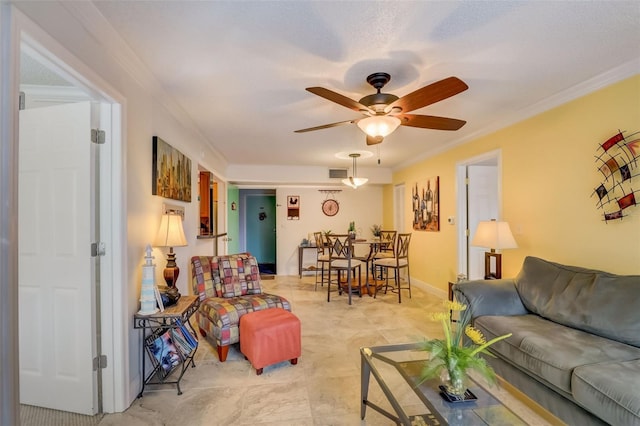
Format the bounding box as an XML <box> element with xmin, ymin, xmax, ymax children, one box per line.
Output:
<box><xmin>329</xmin><ymin>168</ymin><xmax>348</xmax><ymax>179</ymax></box>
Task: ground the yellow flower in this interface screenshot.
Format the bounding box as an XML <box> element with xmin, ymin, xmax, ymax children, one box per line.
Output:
<box><xmin>428</xmin><ymin>312</ymin><xmax>450</xmax><ymax>322</ymax></box>
<box><xmin>443</xmin><ymin>299</ymin><xmax>467</xmax><ymax>312</ymax></box>
<box><xmin>465</xmin><ymin>326</ymin><xmax>486</xmax><ymax>345</ymax></box>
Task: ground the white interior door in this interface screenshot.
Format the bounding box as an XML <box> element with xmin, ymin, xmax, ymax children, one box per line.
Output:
<box><xmin>467</xmin><ymin>165</ymin><xmax>499</xmax><ymax>280</ymax></box>
<box><xmin>18</xmin><ymin>101</ymin><xmax>97</xmax><ymax>414</ymax></box>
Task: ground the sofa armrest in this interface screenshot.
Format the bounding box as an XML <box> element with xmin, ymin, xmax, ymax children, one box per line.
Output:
<box><xmin>453</xmin><ymin>279</ymin><xmax>528</xmax><ymax>319</ymax></box>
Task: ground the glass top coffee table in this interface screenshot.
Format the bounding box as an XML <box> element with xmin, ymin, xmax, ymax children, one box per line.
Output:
<box><xmin>361</xmin><ymin>342</ymin><xmax>528</xmax><ymax>426</ymax></box>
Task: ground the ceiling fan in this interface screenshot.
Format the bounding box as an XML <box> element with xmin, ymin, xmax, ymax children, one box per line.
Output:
<box><xmin>295</xmin><ymin>72</ymin><xmax>468</xmax><ymax>145</ymax></box>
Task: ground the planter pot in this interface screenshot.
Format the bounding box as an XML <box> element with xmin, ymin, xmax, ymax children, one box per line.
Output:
<box><xmin>440</xmin><ymin>367</ymin><xmax>468</xmax><ymax>397</ymax></box>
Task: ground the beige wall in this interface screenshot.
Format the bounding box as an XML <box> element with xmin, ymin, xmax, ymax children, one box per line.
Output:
<box><xmin>274</xmin><ymin>185</ymin><xmax>383</xmax><ymax>276</ymax></box>
<box><xmin>390</xmin><ymin>75</ymin><xmax>640</xmax><ymax>292</ymax></box>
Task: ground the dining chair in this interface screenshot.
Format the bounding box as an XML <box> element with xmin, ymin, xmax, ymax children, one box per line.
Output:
<box><xmin>373</xmin><ymin>233</ymin><xmax>412</xmax><ymax>303</ymax></box>
<box><xmin>326</xmin><ymin>234</ymin><xmax>366</xmax><ymax>305</ymax></box>
<box><xmin>375</xmin><ymin>230</ymin><xmax>397</xmax><ymax>259</ymax></box>
<box><xmin>372</xmin><ymin>230</ymin><xmax>397</xmax><ymax>282</ymax></box>
<box><xmin>313</xmin><ymin>231</ymin><xmax>330</xmax><ymax>290</ymax></box>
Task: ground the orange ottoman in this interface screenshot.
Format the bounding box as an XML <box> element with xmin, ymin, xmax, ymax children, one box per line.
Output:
<box><xmin>240</xmin><ymin>308</ymin><xmax>301</xmax><ymax>375</ymax></box>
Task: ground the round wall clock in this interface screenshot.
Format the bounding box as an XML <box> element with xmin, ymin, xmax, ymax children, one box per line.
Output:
<box><xmin>322</xmin><ymin>199</ymin><xmax>339</xmax><ymax>217</ymax></box>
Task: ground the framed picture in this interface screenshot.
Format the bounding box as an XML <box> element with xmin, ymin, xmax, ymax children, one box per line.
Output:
<box><xmin>287</xmin><ymin>196</ymin><xmax>300</xmax><ymax>208</ymax></box>
<box><xmin>287</xmin><ymin>195</ymin><xmax>300</xmax><ymax>220</ymax></box>
<box><xmin>152</xmin><ymin>136</ymin><xmax>192</xmax><ymax>202</ymax></box>
<box><xmin>412</xmin><ymin>176</ymin><xmax>440</xmax><ymax>231</ymax></box>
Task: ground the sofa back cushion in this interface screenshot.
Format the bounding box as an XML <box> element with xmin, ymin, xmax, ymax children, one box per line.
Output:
<box><xmin>191</xmin><ymin>253</ymin><xmax>262</xmax><ymax>299</ymax></box>
<box><xmin>515</xmin><ymin>256</ymin><xmax>640</xmax><ymax>347</ymax></box>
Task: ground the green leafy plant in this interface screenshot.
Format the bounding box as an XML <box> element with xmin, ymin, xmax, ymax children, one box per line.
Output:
<box><xmin>370</xmin><ymin>224</ymin><xmax>381</xmax><ymax>237</ymax></box>
<box><xmin>419</xmin><ymin>300</ymin><xmax>512</xmax><ymax>395</ymax></box>
<box><xmin>348</xmin><ymin>221</ymin><xmax>356</xmax><ymax>232</ymax></box>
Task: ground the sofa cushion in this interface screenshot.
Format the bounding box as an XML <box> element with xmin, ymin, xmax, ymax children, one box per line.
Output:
<box><xmin>573</xmin><ymin>359</ymin><xmax>640</xmax><ymax>426</ymax></box>
<box><xmin>191</xmin><ymin>256</ymin><xmax>217</xmax><ymax>300</ymax></box>
<box><xmin>475</xmin><ymin>315</ymin><xmax>640</xmax><ymax>393</ymax></box>
<box><xmin>243</xmin><ymin>256</ymin><xmax>262</xmax><ymax>294</ymax></box>
<box><xmin>218</xmin><ymin>256</ymin><xmax>248</xmax><ymax>297</ymax></box>
<box><xmin>514</xmin><ymin>256</ymin><xmax>640</xmax><ymax>346</ymax></box>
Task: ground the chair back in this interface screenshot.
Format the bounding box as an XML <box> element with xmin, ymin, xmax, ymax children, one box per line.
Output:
<box><xmin>396</xmin><ymin>233</ymin><xmax>412</xmax><ymax>261</ymax></box>
<box><xmin>378</xmin><ymin>230</ymin><xmax>397</xmax><ymax>255</ymax></box>
<box><xmin>326</xmin><ymin>234</ymin><xmax>354</xmax><ymax>261</ymax></box>
<box><xmin>313</xmin><ymin>231</ymin><xmax>326</xmax><ymax>255</ymax></box>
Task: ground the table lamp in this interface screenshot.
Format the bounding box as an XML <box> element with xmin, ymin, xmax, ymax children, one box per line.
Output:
<box><xmin>471</xmin><ymin>219</ymin><xmax>517</xmax><ymax>279</ymax></box>
<box><xmin>154</xmin><ymin>212</ymin><xmax>188</xmax><ymax>299</ymax></box>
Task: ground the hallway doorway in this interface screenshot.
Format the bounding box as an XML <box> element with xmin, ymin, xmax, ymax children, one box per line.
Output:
<box><xmin>239</xmin><ymin>189</ymin><xmax>277</xmax><ymax>274</ymax></box>
<box><xmin>456</xmin><ymin>151</ymin><xmax>501</xmax><ymax>280</ymax></box>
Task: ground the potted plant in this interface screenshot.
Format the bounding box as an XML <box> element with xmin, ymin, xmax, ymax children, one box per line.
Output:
<box><xmin>371</xmin><ymin>224</ymin><xmax>382</xmax><ymax>238</ymax></box>
<box><xmin>419</xmin><ymin>300</ymin><xmax>512</xmax><ymax>397</ymax></box>
<box><xmin>348</xmin><ymin>221</ymin><xmax>356</xmax><ymax>239</ymax></box>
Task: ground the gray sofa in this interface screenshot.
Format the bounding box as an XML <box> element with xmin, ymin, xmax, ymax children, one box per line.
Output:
<box><xmin>453</xmin><ymin>256</ymin><xmax>640</xmax><ymax>425</ymax></box>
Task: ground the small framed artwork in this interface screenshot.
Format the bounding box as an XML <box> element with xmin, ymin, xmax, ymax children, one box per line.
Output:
<box><xmin>152</xmin><ymin>136</ymin><xmax>192</xmax><ymax>202</ymax></box>
<box><xmin>411</xmin><ymin>176</ymin><xmax>440</xmax><ymax>231</ymax></box>
<box><xmin>287</xmin><ymin>195</ymin><xmax>300</xmax><ymax>220</ymax></box>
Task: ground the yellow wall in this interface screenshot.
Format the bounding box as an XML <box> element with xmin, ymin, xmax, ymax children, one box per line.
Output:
<box><xmin>391</xmin><ymin>75</ymin><xmax>640</xmax><ymax>292</ymax></box>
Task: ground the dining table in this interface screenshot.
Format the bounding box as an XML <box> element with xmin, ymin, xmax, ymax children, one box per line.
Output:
<box><xmin>351</xmin><ymin>238</ymin><xmax>387</xmax><ymax>296</ymax></box>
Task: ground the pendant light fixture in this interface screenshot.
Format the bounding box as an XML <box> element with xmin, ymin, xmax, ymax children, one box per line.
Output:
<box><xmin>342</xmin><ymin>153</ymin><xmax>368</xmax><ymax>189</ymax></box>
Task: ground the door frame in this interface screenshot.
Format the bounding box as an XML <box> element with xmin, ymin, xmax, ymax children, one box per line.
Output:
<box><xmin>240</xmin><ymin>190</ymin><xmax>277</xmax><ymax>271</ymax></box>
<box><xmin>1</xmin><ymin>4</ymin><xmax>128</xmax><ymax>417</ymax></box>
<box><xmin>394</xmin><ymin>183</ymin><xmax>405</xmax><ymax>232</ymax></box>
<box><xmin>456</xmin><ymin>150</ymin><xmax>501</xmax><ymax>279</ymax></box>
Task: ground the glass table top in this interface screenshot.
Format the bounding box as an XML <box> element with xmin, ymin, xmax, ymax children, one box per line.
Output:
<box><xmin>361</xmin><ymin>342</ymin><xmax>527</xmax><ymax>426</ymax></box>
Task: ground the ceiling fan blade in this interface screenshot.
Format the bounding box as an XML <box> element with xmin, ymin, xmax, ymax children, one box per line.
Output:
<box><xmin>397</xmin><ymin>114</ymin><xmax>466</xmax><ymax>131</ymax></box>
<box><xmin>294</xmin><ymin>119</ymin><xmax>357</xmax><ymax>133</ymax></box>
<box><xmin>366</xmin><ymin>135</ymin><xmax>384</xmax><ymax>145</ymax></box>
<box><xmin>306</xmin><ymin>87</ymin><xmax>373</xmax><ymax>114</ymax></box>
<box><xmin>385</xmin><ymin>76</ymin><xmax>468</xmax><ymax>113</ymax></box>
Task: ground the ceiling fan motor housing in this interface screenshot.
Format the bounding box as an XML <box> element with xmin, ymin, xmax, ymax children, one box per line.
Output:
<box><xmin>359</xmin><ymin>93</ymin><xmax>399</xmax><ymax>112</ymax></box>
<box><xmin>360</xmin><ymin>72</ymin><xmax>399</xmax><ymax>113</ymax></box>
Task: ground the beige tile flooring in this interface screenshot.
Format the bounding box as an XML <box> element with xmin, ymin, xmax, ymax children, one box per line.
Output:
<box><xmin>98</xmin><ymin>275</ymin><xmax>553</xmax><ymax>426</ymax></box>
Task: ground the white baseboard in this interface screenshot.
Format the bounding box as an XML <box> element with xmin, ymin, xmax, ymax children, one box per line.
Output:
<box><xmin>408</xmin><ymin>277</ymin><xmax>448</xmax><ymax>300</ymax></box>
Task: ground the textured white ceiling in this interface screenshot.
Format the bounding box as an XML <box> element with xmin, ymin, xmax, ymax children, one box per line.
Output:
<box><xmin>38</xmin><ymin>1</ymin><xmax>640</xmax><ymax>170</ymax></box>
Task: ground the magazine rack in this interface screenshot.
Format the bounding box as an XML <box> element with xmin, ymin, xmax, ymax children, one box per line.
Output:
<box><xmin>134</xmin><ymin>295</ymin><xmax>200</xmax><ymax>396</ymax></box>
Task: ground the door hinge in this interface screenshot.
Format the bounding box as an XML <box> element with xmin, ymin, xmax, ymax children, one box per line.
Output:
<box><xmin>18</xmin><ymin>92</ymin><xmax>25</xmax><ymax>110</ymax></box>
<box><xmin>93</xmin><ymin>355</ymin><xmax>107</xmax><ymax>371</ymax></box>
<box><xmin>91</xmin><ymin>242</ymin><xmax>106</xmax><ymax>257</ymax></box>
<box><xmin>465</xmin><ymin>177</ymin><xmax>470</xmax><ymax>185</ymax></box>
<box><xmin>465</xmin><ymin>228</ymin><xmax>470</xmax><ymax>237</ymax></box>
<box><xmin>91</xmin><ymin>129</ymin><xmax>106</xmax><ymax>144</ymax></box>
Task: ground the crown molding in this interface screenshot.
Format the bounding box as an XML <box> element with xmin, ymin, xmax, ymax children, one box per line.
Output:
<box><xmin>59</xmin><ymin>1</ymin><xmax>228</xmax><ymax>168</ymax></box>
<box><xmin>395</xmin><ymin>58</ymin><xmax>640</xmax><ymax>172</ymax></box>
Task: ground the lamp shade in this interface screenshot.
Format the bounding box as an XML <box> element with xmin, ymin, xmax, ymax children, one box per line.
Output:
<box><xmin>357</xmin><ymin>116</ymin><xmax>401</xmax><ymax>138</ymax></box>
<box><xmin>471</xmin><ymin>220</ymin><xmax>517</xmax><ymax>250</ymax></box>
<box><xmin>154</xmin><ymin>213</ymin><xmax>187</xmax><ymax>248</ymax></box>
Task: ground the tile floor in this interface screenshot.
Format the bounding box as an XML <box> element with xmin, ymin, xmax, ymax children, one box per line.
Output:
<box><xmin>98</xmin><ymin>275</ymin><xmax>553</xmax><ymax>425</ymax></box>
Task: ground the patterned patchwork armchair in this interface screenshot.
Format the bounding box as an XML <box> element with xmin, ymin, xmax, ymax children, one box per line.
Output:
<box><xmin>190</xmin><ymin>253</ymin><xmax>291</xmax><ymax>362</ymax></box>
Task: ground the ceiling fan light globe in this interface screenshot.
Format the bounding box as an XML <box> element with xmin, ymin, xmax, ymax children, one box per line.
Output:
<box><xmin>357</xmin><ymin>116</ymin><xmax>401</xmax><ymax>138</ymax></box>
